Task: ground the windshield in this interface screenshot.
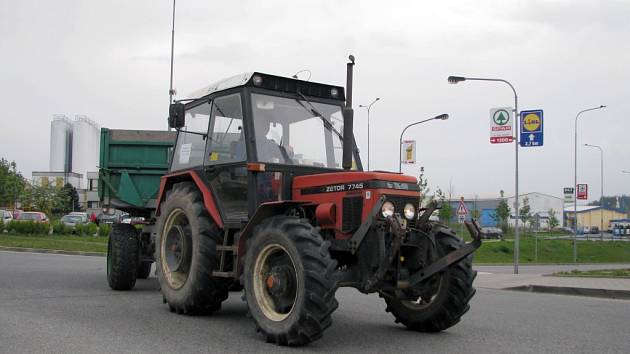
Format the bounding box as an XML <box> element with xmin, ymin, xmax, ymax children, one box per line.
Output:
<box><xmin>19</xmin><ymin>213</ymin><xmax>41</xmax><ymax>220</ymax></box>
<box><xmin>251</xmin><ymin>93</ymin><xmax>347</xmax><ymax>168</ymax></box>
<box><xmin>62</xmin><ymin>215</ymin><xmax>83</xmax><ymax>223</ymax></box>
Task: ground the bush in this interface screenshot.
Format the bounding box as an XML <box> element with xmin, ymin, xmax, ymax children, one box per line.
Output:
<box><xmin>0</xmin><ymin>218</ymin><xmax>4</xmax><ymax>233</ymax></box>
<box><xmin>98</xmin><ymin>224</ymin><xmax>111</xmax><ymax>237</ymax></box>
<box><xmin>75</xmin><ymin>223</ymin><xmax>85</xmax><ymax>236</ymax></box>
<box><xmin>86</xmin><ymin>223</ymin><xmax>98</xmax><ymax>236</ymax></box>
<box><xmin>6</xmin><ymin>220</ymin><xmax>17</xmax><ymax>233</ymax></box>
<box><xmin>52</xmin><ymin>221</ymin><xmax>68</xmax><ymax>235</ymax></box>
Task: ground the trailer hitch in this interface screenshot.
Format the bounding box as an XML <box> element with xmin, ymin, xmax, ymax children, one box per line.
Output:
<box><xmin>407</xmin><ymin>219</ymin><xmax>482</xmax><ymax>288</ymax></box>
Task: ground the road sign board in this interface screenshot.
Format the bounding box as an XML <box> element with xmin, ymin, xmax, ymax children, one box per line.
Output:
<box><xmin>401</xmin><ymin>140</ymin><xmax>416</xmax><ymax>164</ymax></box>
<box><xmin>520</xmin><ymin>110</ymin><xmax>543</xmax><ymax>147</ymax></box>
<box><xmin>458</xmin><ymin>215</ymin><xmax>466</xmax><ymax>224</ymax></box>
<box><xmin>563</xmin><ymin>187</ymin><xmax>575</xmax><ymax>203</ymax></box>
<box><xmin>577</xmin><ymin>184</ymin><xmax>588</xmax><ymax>200</ymax></box>
<box><xmin>456</xmin><ymin>200</ymin><xmax>468</xmax><ymax>216</ymax></box>
<box><xmin>490</xmin><ymin>107</ymin><xmax>513</xmax><ymax>144</ymax></box>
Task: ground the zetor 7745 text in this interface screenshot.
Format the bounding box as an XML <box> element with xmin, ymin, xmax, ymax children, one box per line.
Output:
<box><xmin>101</xmin><ymin>57</ymin><xmax>481</xmax><ymax>346</ymax></box>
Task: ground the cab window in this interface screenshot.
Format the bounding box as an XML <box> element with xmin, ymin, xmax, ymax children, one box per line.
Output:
<box><xmin>206</xmin><ymin>94</ymin><xmax>245</xmax><ymax>164</ymax></box>
<box><xmin>171</xmin><ymin>102</ymin><xmax>210</xmax><ymax>171</ymax></box>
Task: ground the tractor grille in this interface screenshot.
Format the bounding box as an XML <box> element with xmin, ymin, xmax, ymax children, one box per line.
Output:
<box><xmin>386</xmin><ymin>195</ymin><xmax>420</xmax><ymax>228</ymax></box>
<box><xmin>342</xmin><ymin>196</ymin><xmax>363</xmax><ymax>233</ymax></box>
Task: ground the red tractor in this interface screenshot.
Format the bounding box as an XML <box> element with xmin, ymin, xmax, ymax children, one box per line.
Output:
<box><xmin>106</xmin><ymin>57</ymin><xmax>481</xmax><ymax>346</ymax></box>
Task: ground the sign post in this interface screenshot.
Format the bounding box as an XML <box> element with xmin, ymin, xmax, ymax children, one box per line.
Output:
<box><xmin>563</xmin><ymin>187</ymin><xmax>575</xmax><ymax>204</ymax></box>
<box><xmin>401</xmin><ymin>140</ymin><xmax>416</xmax><ymax>165</ymax></box>
<box><xmin>577</xmin><ymin>184</ymin><xmax>588</xmax><ymax>200</ymax></box>
<box><xmin>490</xmin><ymin>107</ymin><xmax>514</xmax><ymax>144</ymax></box>
<box><xmin>520</xmin><ymin>110</ymin><xmax>544</xmax><ymax>147</ymax></box>
<box><xmin>456</xmin><ymin>198</ymin><xmax>468</xmax><ymax>235</ymax></box>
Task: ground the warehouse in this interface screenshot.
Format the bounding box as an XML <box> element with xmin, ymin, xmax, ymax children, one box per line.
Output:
<box><xmin>563</xmin><ymin>205</ymin><xmax>628</xmax><ymax>232</ymax></box>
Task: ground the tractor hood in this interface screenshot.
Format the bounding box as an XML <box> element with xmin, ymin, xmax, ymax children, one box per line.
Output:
<box><xmin>292</xmin><ymin>171</ymin><xmax>419</xmax><ymax>195</ymax></box>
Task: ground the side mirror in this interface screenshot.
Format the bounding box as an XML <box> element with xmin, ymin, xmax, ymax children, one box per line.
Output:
<box><xmin>168</xmin><ymin>103</ymin><xmax>185</xmax><ymax>129</ymax></box>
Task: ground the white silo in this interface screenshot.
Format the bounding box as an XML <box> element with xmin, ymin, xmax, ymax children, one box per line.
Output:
<box><xmin>71</xmin><ymin>115</ymin><xmax>100</xmax><ymax>187</ymax></box>
<box><xmin>49</xmin><ymin>115</ymin><xmax>72</xmax><ymax>172</ymax></box>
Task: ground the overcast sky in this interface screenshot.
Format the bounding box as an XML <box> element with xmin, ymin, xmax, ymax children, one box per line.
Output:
<box><xmin>1</xmin><ymin>0</ymin><xmax>628</xmax><ymax>202</ymax></box>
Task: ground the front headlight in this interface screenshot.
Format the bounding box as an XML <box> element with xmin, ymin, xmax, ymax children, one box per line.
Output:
<box><xmin>381</xmin><ymin>201</ymin><xmax>395</xmax><ymax>217</ymax></box>
<box><xmin>404</xmin><ymin>203</ymin><xmax>416</xmax><ymax>220</ymax></box>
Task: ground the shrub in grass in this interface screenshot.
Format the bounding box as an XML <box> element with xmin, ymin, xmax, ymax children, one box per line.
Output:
<box><xmin>35</xmin><ymin>222</ymin><xmax>49</xmax><ymax>235</ymax></box>
<box><xmin>75</xmin><ymin>223</ymin><xmax>85</xmax><ymax>236</ymax></box>
<box><xmin>52</xmin><ymin>221</ymin><xmax>68</xmax><ymax>235</ymax></box>
<box><xmin>495</xmin><ymin>245</ymin><xmax>512</xmax><ymax>254</ymax></box>
<box><xmin>0</xmin><ymin>218</ymin><xmax>4</xmax><ymax>233</ymax></box>
<box><xmin>86</xmin><ymin>223</ymin><xmax>98</xmax><ymax>236</ymax></box>
<box><xmin>6</xmin><ymin>220</ymin><xmax>17</xmax><ymax>233</ymax></box>
<box><xmin>98</xmin><ymin>224</ymin><xmax>111</xmax><ymax>237</ymax></box>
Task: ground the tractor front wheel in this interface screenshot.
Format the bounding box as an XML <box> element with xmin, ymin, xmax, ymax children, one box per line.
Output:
<box><xmin>107</xmin><ymin>223</ymin><xmax>139</xmax><ymax>290</ymax></box>
<box><xmin>384</xmin><ymin>228</ymin><xmax>476</xmax><ymax>332</ymax></box>
<box><xmin>243</xmin><ymin>216</ymin><xmax>338</xmax><ymax>346</ymax></box>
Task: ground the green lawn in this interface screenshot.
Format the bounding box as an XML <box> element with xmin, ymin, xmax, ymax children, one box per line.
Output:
<box><xmin>0</xmin><ymin>234</ymin><xmax>107</xmax><ymax>253</ymax></box>
<box><xmin>474</xmin><ymin>236</ymin><xmax>630</xmax><ymax>264</ymax></box>
<box><xmin>552</xmin><ymin>268</ymin><xmax>630</xmax><ymax>278</ymax></box>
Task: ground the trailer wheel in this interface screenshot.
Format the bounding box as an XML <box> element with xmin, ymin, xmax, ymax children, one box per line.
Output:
<box><xmin>136</xmin><ymin>261</ymin><xmax>152</xmax><ymax>279</ymax></box>
<box><xmin>155</xmin><ymin>182</ymin><xmax>228</xmax><ymax>315</ymax></box>
<box><xmin>107</xmin><ymin>223</ymin><xmax>139</xmax><ymax>291</ymax></box>
<box><xmin>243</xmin><ymin>216</ymin><xmax>338</xmax><ymax>346</ymax></box>
<box><xmin>384</xmin><ymin>228</ymin><xmax>477</xmax><ymax>332</ymax></box>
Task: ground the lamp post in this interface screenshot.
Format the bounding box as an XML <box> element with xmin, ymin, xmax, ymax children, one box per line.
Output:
<box><xmin>359</xmin><ymin>97</ymin><xmax>380</xmax><ymax>170</ymax></box>
<box><xmin>573</xmin><ymin>105</ymin><xmax>606</xmax><ymax>261</ymax></box>
<box><xmin>448</xmin><ymin>75</ymin><xmax>521</xmax><ymax>274</ymax></box>
<box><xmin>584</xmin><ymin>144</ymin><xmax>604</xmax><ymax>241</ymax></box>
<box><xmin>167</xmin><ymin>0</ymin><xmax>177</xmax><ymax>131</ymax></box>
<box><xmin>399</xmin><ymin>114</ymin><xmax>449</xmax><ymax>173</ymax></box>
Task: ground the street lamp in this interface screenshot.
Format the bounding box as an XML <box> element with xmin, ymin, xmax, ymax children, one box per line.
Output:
<box><xmin>359</xmin><ymin>97</ymin><xmax>380</xmax><ymax>170</ymax></box>
<box><xmin>448</xmin><ymin>75</ymin><xmax>521</xmax><ymax>274</ymax></box>
<box><xmin>399</xmin><ymin>114</ymin><xmax>449</xmax><ymax>173</ymax></box>
<box><xmin>167</xmin><ymin>0</ymin><xmax>177</xmax><ymax>131</ymax></box>
<box><xmin>584</xmin><ymin>143</ymin><xmax>604</xmax><ymax>241</ymax></box>
<box><xmin>573</xmin><ymin>105</ymin><xmax>606</xmax><ymax>261</ymax></box>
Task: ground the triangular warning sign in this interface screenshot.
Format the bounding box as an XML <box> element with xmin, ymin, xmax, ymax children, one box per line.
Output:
<box><xmin>456</xmin><ymin>200</ymin><xmax>468</xmax><ymax>215</ymax></box>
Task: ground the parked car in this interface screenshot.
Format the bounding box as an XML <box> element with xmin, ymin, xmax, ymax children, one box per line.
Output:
<box><xmin>68</xmin><ymin>212</ymin><xmax>89</xmax><ymax>224</ymax></box>
<box><xmin>97</xmin><ymin>213</ymin><xmax>119</xmax><ymax>225</ymax></box>
<box><xmin>590</xmin><ymin>226</ymin><xmax>600</xmax><ymax>234</ymax></box>
<box><xmin>16</xmin><ymin>212</ymin><xmax>49</xmax><ymax>223</ymax></box>
<box><xmin>480</xmin><ymin>227</ymin><xmax>503</xmax><ymax>239</ymax></box>
<box><xmin>121</xmin><ymin>215</ymin><xmax>145</xmax><ymax>225</ymax></box>
<box><xmin>0</xmin><ymin>210</ymin><xmax>13</xmax><ymax>224</ymax></box>
<box><xmin>60</xmin><ymin>214</ymin><xmax>86</xmax><ymax>229</ymax></box>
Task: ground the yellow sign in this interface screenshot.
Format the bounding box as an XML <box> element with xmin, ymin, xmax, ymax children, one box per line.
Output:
<box><xmin>209</xmin><ymin>152</ymin><xmax>219</xmax><ymax>161</ymax></box>
<box><xmin>522</xmin><ymin>113</ymin><xmax>541</xmax><ymax>132</ymax></box>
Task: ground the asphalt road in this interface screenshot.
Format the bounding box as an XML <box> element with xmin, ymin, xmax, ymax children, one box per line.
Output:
<box><xmin>1</xmin><ymin>251</ymin><xmax>629</xmax><ymax>354</ymax></box>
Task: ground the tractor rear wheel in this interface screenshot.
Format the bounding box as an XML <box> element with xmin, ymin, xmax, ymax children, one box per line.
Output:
<box><xmin>107</xmin><ymin>223</ymin><xmax>139</xmax><ymax>290</ymax></box>
<box><xmin>384</xmin><ymin>227</ymin><xmax>476</xmax><ymax>332</ymax></box>
<box><xmin>155</xmin><ymin>182</ymin><xmax>229</xmax><ymax>315</ymax></box>
<box><xmin>243</xmin><ymin>216</ymin><xmax>338</xmax><ymax>346</ymax></box>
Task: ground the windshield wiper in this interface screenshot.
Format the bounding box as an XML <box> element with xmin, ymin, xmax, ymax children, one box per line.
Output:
<box><xmin>296</xmin><ymin>92</ymin><xmax>344</xmax><ymax>141</ymax></box>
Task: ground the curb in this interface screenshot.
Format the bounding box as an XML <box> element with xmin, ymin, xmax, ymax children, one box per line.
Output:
<box><xmin>0</xmin><ymin>246</ymin><xmax>105</xmax><ymax>257</ymax></box>
<box><xmin>504</xmin><ymin>284</ymin><xmax>630</xmax><ymax>300</ymax></box>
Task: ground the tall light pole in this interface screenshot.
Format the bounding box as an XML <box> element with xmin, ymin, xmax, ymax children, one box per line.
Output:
<box><xmin>573</xmin><ymin>105</ymin><xmax>606</xmax><ymax>261</ymax></box>
<box><xmin>448</xmin><ymin>75</ymin><xmax>521</xmax><ymax>274</ymax></box>
<box><xmin>359</xmin><ymin>97</ymin><xmax>380</xmax><ymax>170</ymax></box>
<box><xmin>399</xmin><ymin>114</ymin><xmax>449</xmax><ymax>173</ymax></box>
<box><xmin>168</xmin><ymin>0</ymin><xmax>177</xmax><ymax>131</ymax></box>
<box><xmin>584</xmin><ymin>144</ymin><xmax>604</xmax><ymax>241</ymax></box>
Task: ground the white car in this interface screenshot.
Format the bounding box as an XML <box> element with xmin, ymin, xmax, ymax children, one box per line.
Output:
<box><xmin>0</xmin><ymin>210</ymin><xmax>13</xmax><ymax>224</ymax></box>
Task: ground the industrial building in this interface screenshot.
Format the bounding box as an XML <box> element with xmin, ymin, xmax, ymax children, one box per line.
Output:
<box><xmin>563</xmin><ymin>205</ymin><xmax>628</xmax><ymax>232</ymax></box>
<box><xmin>447</xmin><ymin>192</ymin><xmax>565</xmax><ymax>229</ymax></box>
<box><xmin>31</xmin><ymin>115</ymin><xmax>102</xmax><ymax>211</ymax></box>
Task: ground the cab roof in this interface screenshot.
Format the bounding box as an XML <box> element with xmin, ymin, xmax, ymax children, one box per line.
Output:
<box><xmin>187</xmin><ymin>72</ymin><xmax>346</xmax><ymax>102</ymax></box>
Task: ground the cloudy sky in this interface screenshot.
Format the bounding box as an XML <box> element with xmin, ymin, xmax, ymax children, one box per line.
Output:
<box><xmin>1</xmin><ymin>0</ymin><xmax>628</xmax><ymax>202</ymax></box>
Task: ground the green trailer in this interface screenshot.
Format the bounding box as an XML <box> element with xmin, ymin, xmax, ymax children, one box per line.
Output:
<box><xmin>98</xmin><ymin>128</ymin><xmax>176</xmax><ymax>217</ymax></box>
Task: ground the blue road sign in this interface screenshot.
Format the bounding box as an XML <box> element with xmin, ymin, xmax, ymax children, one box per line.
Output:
<box><xmin>520</xmin><ymin>109</ymin><xmax>543</xmax><ymax>147</ymax></box>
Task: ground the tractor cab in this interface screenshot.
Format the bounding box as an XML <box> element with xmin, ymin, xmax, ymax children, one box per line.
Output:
<box><xmin>166</xmin><ymin>72</ymin><xmax>362</xmax><ymax>223</ymax></box>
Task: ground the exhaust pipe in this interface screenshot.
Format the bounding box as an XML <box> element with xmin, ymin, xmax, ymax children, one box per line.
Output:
<box><xmin>342</xmin><ymin>55</ymin><xmax>355</xmax><ymax>170</ymax></box>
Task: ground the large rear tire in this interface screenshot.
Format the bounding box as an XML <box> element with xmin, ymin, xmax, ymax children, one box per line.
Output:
<box><xmin>155</xmin><ymin>182</ymin><xmax>229</xmax><ymax>315</ymax></box>
<box><xmin>107</xmin><ymin>224</ymin><xmax>139</xmax><ymax>291</ymax></box>
<box><xmin>243</xmin><ymin>216</ymin><xmax>338</xmax><ymax>346</ymax></box>
<box><xmin>384</xmin><ymin>226</ymin><xmax>477</xmax><ymax>332</ymax></box>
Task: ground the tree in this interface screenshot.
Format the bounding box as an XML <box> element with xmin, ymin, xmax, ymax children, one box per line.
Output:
<box><xmin>435</xmin><ymin>188</ymin><xmax>452</xmax><ymax>224</ymax></box>
<box><xmin>519</xmin><ymin>196</ymin><xmax>532</xmax><ymax>228</ymax></box>
<box><xmin>417</xmin><ymin>166</ymin><xmax>432</xmax><ymax>207</ymax></box>
<box><xmin>494</xmin><ymin>190</ymin><xmax>511</xmax><ymax>232</ymax></box>
<box><xmin>0</xmin><ymin>158</ymin><xmax>26</xmax><ymax>208</ymax></box>
<box><xmin>548</xmin><ymin>208</ymin><xmax>559</xmax><ymax>231</ymax></box>
<box><xmin>56</xmin><ymin>183</ymin><xmax>80</xmax><ymax>213</ymax></box>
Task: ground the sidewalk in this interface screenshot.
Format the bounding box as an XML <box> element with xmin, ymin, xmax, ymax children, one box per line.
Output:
<box><xmin>475</xmin><ymin>266</ymin><xmax>630</xmax><ymax>300</ymax></box>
